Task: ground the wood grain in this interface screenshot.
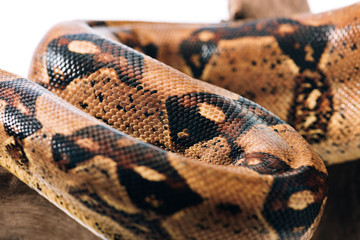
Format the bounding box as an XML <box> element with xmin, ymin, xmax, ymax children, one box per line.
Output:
<box><xmin>228</xmin><ymin>0</ymin><xmax>310</xmax><ymax>19</ymax></box>
<box><xmin>312</xmin><ymin>160</ymin><xmax>360</xmax><ymax>240</ymax></box>
<box><xmin>0</xmin><ymin>167</ymin><xmax>100</xmax><ymax>240</ymax></box>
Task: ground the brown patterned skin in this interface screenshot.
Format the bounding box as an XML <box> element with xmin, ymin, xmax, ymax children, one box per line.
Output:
<box><xmin>97</xmin><ymin>3</ymin><xmax>360</xmax><ymax>166</ymax></box>
<box><xmin>0</xmin><ymin>4</ymin><xmax>347</xmax><ymax>240</ymax></box>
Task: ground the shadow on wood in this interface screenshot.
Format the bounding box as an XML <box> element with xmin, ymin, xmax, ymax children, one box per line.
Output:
<box><xmin>312</xmin><ymin>159</ymin><xmax>360</xmax><ymax>240</ymax></box>
<box><xmin>0</xmin><ymin>167</ymin><xmax>100</xmax><ymax>240</ymax></box>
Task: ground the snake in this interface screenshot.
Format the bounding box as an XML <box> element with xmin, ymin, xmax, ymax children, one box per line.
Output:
<box><xmin>1</xmin><ymin>2</ymin><xmax>360</xmax><ymax>240</ymax></box>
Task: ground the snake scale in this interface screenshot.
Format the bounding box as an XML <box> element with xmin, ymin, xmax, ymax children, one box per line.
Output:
<box><xmin>1</xmin><ymin>2</ymin><xmax>359</xmax><ymax>240</ymax></box>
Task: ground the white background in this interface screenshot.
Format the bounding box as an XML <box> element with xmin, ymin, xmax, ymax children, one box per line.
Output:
<box><xmin>0</xmin><ymin>0</ymin><xmax>358</xmax><ymax>77</ymax></box>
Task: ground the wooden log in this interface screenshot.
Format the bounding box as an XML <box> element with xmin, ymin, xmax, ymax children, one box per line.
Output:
<box><xmin>312</xmin><ymin>160</ymin><xmax>360</xmax><ymax>240</ymax></box>
<box><xmin>0</xmin><ymin>167</ymin><xmax>100</xmax><ymax>240</ymax></box>
<box><xmin>228</xmin><ymin>0</ymin><xmax>310</xmax><ymax>19</ymax></box>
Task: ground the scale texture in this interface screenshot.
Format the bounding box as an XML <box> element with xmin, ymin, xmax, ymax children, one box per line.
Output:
<box><xmin>3</xmin><ymin>2</ymin><xmax>360</xmax><ymax>240</ymax></box>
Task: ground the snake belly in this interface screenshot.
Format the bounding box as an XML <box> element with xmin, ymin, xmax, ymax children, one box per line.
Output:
<box><xmin>0</xmin><ymin>7</ymin><xmax>333</xmax><ymax>240</ymax></box>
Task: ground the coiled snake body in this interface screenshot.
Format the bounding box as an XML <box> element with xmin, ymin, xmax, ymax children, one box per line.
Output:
<box><xmin>1</xmin><ymin>3</ymin><xmax>360</xmax><ymax>240</ymax></box>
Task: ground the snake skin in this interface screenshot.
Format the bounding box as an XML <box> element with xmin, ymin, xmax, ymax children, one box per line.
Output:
<box><xmin>3</xmin><ymin>2</ymin><xmax>360</xmax><ymax>240</ymax></box>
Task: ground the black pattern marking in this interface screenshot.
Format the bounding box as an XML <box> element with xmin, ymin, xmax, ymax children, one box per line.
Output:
<box><xmin>52</xmin><ymin>124</ymin><xmax>203</xmax><ymax>215</ymax></box>
<box><xmin>274</xmin><ymin>26</ymin><xmax>332</xmax><ymax>72</ymax></box>
<box><xmin>288</xmin><ymin>71</ymin><xmax>333</xmax><ymax>144</ymax></box>
<box><xmin>87</xmin><ymin>21</ymin><xmax>107</xmax><ymax>27</ymax></box>
<box><xmin>166</xmin><ymin>93</ymin><xmax>221</xmax><ymax>150</ymax></box>
<box><xmin>4</xmin><ymin>105</ymin><xmax>43</xmax><ymax>140</ymax></box>
<box><xmin>51</xmin><ymin>125</ymin><xmax>121</xmax><ymax>170</ymax></box>
<box><xmin>0</xmin><ymin>79</ymin><xmax>43</xmax><ymax>139</ymax></box>
<box><xmin>180</xmin><ymin>18</ymin><xmax>334</xmax><ymax>77</ymax></box>
<box><xmin>46</xmin><ymin>33</ymin><xmax>146</xmax><ymax>89</ymax></box>
<box><xmin>117</xmin><ymin>166</ymin><xmax>203</xmax><ymax>215</ymax></box>
<box><xmin>216</xmin><ymin>203</ymin><xmax>242</xmax><ymax>215</ymax></box>
<box><xmin>262</xmin><ymin>166</ymin><xmax>328</xmax><ymax>239</ymax></box>
<box><xmin>166</xmin><ymin>92</ymin><xmax>283</xmax><ymax>159</ymax></box>
<box><xmin>69</xmin><ymin>188</ymin><xmax>173</xmax><ymax>240</ymax></box>
<box><xmin>5</xmin><ymin>138</ymin><xmax>30</xmax><ymax>169</ymax></box>
<box><xmin>52</xmin><ymin>133</ymin><xmax>95</xmax><ymax>170</ymax></box>
<box><xmin>180</xmin><ymin>40</ymin><xmax>217</xmax><ymax>78</ymax></box>
<box><xmin>141</xmin><ymin>43</ymin><xmax>159</xmax><ymax>59</ymax></box>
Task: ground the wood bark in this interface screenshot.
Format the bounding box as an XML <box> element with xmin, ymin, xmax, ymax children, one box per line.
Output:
<box><xmin>312</xmin><ymin>160</ymin><xmax>360</xmax><ymax>240</ymax></box>
<box><xmin>228</xmin><ymin>0</ymin><xmax>310</xmax><ymax>19</ymax></box>
<box><xmin>0</xmin><ymin>167</ymin><xmax>100</xmax><ymax>240</ymax></box>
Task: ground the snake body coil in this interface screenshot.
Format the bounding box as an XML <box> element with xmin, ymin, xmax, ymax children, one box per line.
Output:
<box><xmin>3</xmin><ymin>2</ymin><xmax>360</xmax><ymax>240</ymax></box>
